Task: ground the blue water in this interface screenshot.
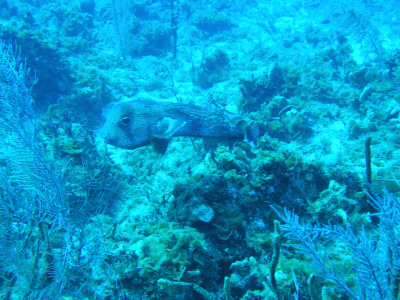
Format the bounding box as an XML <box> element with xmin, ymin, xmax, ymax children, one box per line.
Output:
<box><xmin>0</xmin><ymin>0</ymin><xmax>399</xmax><ymax>299</ymax></box>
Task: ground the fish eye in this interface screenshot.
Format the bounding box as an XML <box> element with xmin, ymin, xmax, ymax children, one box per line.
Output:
<box><xmin>120</xmin><ymin>116</ymin><xmax>131</xmax><ymax>126</ymax></box>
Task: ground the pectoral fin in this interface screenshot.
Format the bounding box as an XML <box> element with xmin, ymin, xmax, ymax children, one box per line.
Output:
<box><xmin>150</xmin><ymin>118</ymin><xmax>186</xmax><ymax>154</ymax></box>
<box><xmin>154</xmin><ymin>117</ymin><xmax>186</xmax><ymax>139</ymax></box>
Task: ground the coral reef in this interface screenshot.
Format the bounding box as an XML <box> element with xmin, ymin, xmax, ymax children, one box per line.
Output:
<box><xmin>0</xmin><ymin>0</ymin><xmax>399</xmax><ymax>299</ymax></box>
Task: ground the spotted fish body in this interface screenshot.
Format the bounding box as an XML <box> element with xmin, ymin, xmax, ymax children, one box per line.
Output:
<box><xmin>100</xmin><ymin>100</ymin><xmax>259</xmax><ymax>153</ymax></box>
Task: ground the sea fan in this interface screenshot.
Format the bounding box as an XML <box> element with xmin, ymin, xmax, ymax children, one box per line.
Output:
<box><xmin>95</xmin><ymin>0</ymin><xmax>142</xmax><ymax>58</ymax></box>
<box><xmin>0</xmin><ymin>40</ymin><xmax>67</xmax><ymax>299</ymax></box>
<box><xmin>272</xmin><ymin>187</ymin><xmax>400</xmax><ymax>300</ymax></box>
<box><xmin>0</xmin><ymin>40</ymin><xmax>122</xmax><ymax>299</ymax></box>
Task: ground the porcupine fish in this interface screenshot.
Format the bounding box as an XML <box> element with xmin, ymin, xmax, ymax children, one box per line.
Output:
<box><xmin>100</xmin><ymin>100</ymin><xmax>259</xmax><ymax>154</ymax></box>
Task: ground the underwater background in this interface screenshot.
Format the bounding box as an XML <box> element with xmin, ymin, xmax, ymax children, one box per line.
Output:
<box><xmin>0</xmin><ymin>0</ymin><xmax>400</xmax><ymax>299</ymax></box>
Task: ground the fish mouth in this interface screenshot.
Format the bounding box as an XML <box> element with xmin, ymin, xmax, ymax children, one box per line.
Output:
<box><xmin>102</xmin><ymin>135</ymin><xmax>116</xmax><ymax>147</ymax></box>
<box><xmin>99</xmin><ymin>128</ymin><xmax>113</xmax><ymax>145</ymax></box>
<box><xmin>103</xmin><ymin>136</ymin><xmax>111</xmax><ymax>144</ymax></box>
<box><xmin>102</xmin><ymin>135</ymin><xmax>130</xmax><ymax>149</ymax></box>
<box><xmin>100</xmin><ymin>131</ymin><xmax>113</xmax><ymax>145</ymax></box>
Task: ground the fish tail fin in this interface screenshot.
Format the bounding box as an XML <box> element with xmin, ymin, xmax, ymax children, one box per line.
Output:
<box><xmin>244</xmin><ymin>121</ymin><xmax>260</xmax><ymax>147</ymax></box>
